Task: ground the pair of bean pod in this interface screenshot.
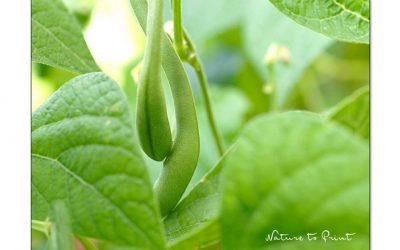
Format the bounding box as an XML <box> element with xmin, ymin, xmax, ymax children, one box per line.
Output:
<box><xmin>132</xmin><ymin>0</ymin><xmax>200</xmax><ymax>216</ymax></box>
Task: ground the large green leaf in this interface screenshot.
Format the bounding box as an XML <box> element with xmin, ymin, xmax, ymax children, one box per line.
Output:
<box><xmin>327</xmin><ymin>86</ymin><xmax>369</xmax><ymax>140</ymax></box>
<box><xmin>242</xmin><ymin>0</ymin><xmax>333</xmax><ymax>104</ymax></box>
<box><xmin>32</xmin><ymin>73</ymin><xmax>166</xmax><ymax>249</ymax></box>
<box><xmin>269</xmin><ymin>0</ymin><xmax>369</xmax><ymax>43</ymax></box>
<box><xmin>32</xmin><ymin>0</ymin><xmax>100</xmax><ymax>73</ymax></box>
<box><xmin>221</xmin><ymin>112</ymin><xmax>369</xmax><ymax>249</ymax></box>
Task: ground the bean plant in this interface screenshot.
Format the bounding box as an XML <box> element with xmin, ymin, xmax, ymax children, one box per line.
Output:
<box><xmin>32</xmin><ymin>0</ymin><xmax>370</xmax><ymax>249</ymax></box>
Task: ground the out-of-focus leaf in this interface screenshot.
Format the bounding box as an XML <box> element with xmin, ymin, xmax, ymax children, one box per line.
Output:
<box><xmin>242</xmin><ymin>0</ymin><xmax>333</xmax><ymax>105</ymax></box>
<box><xmin>32</xmin><ymin>73</ymin><xmax>166</xmax><ymax>249</ymax></box>
<box><xmin>45</xmin><ymin>201</ymin><xmax>74</xmax><ymax>250</ymax></box>
<box><xmin>236</xmin><ymin>61</ymin><xmax>273</xmax><ymax>116</ymax></box>
<box><xmin>221</xmin><ymin>112</ymin><xmax>369</xmax><ymax>249</ymax></box>
<box><xmin>327</xmin><ymin>86</ymin><xmax>369</xmax><ymax>140</ymax></box>
<box><xmin>283</xmin><ymin>42</ymin><xmax>369</xmax><ymax>112</ymax></box>
<box><xmin>163</xmin><ymin>0</ymin><xmax>243</xmax><ymax>45</ymax></box>
<box><xmin>166</xmin><ymin>0</ymin><xmax>334</xmax><ymax>107</ymax></box>
<box><xmin>32</xmin><ymin>0</ymin><xmax>100</xmax><ymax>73</ymax></box>
<box><xmin>269</xmin><ymin>0</ymin><xmax>369</xmax><ymax>43</ymax></box>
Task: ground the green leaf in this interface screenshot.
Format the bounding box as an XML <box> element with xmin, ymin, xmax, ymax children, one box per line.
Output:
<box><xmin>168</xmin><ymin>222</ymin><xmax>220</xmax><ymax>250</ymax></box>
<box><xmin>164</xmin><ymin>157</ymin><xmax>225</xmax><ymax>249</ymax></box>
<box><xmin>327</xmin><ymin>86</ymin><xmax>369</xmax><ymax>140</ymax></box>
<box><xmin>269</xmin><ymin>0</ymin><xmax>369</xmax><ymax>43</ymax></box>
<box><xmin>45</xmin><ymin>201</ymin><xmax>74</xmax><ymax>250</ymax></box>
<box><xmin>242</xmin><ymin>0</ymin><xmax>333</xmax><ymax>104</ymax></box>
<box><xmin>32</xmin><ymin>72</ymin><xmax>166</xmax><ymax>249</ymax></box>
<box><xmin>221</xmin><ymin>112</ymin><xmax>369</xmax><ymax>249</ymax></box>
<box><xmin>32</xmin><ymin>0</ymin><xmax>100</xmax><ymax>74</ymax></box>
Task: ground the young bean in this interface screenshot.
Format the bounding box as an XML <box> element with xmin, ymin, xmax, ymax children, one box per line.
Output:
<box><xmin>136</xmin><ymin>0</ymin><xmax>172</xmax><ymax>161</ymax></box>
<box><xmin>131</xmin><ymin>0</ymin><xmax>200</xmax><ymax>216</ymax></box>
<box><xmin>154</xmin><ymin>37</ymin><xmax>200</xmax><ymax>216</ymax></box>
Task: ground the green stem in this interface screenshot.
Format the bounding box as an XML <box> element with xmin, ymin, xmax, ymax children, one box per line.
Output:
<box><xmin>32</xmin><ymin>219</ymin><xmax>51</xmax><ymax>238</ymax></box>
<box><xmin>169</xmin><ymin>1</ymin><xmax>225</xmax><ymax>156</ymax></box>
<box><xmin>183</xmin><ymin>31</ymin><xmax>225</xmax><ymax>155</ymax></box>
<box><xmin>194</xmin><ymin>60</ymin><xmax>225</xmax><ymax>155</ymax></box>
<box><xmin>172</xmin><ymin>0</ymin><xmax>186</xmax><ymax>57</ymax></box>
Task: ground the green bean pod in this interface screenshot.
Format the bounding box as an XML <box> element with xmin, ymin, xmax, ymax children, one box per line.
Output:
<box><xmin>136</xmin><ymin>0</ymin><xmax>172</xmax><ymax>161</ymax></box>
<box><xmin>155</xmin><ymin>37</ymin><xmax>200</xmax><ymax>216</ymax></box>
<box><xmin>131</xmin><ymin>0</ymin><xmax>200</xmax><ymax>216</ymax></box>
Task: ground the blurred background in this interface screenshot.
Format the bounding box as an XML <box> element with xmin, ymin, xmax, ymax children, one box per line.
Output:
<box><xmin>32</xmin><ymin>0</ymin><xmax>369</xmax><ymax>248</ymax></box>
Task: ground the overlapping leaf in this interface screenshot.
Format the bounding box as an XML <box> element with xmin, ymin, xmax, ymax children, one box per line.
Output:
<box><xmin>221</xmin><ymin>112</ymin><xmax>369</xmax><ymax>249</ymax></box>
<box><xmin>269</xmin><ymin>0</ymin><xmax>369</xmax><ymax>43</ymax></box>
<box><xmin>32</xmin><ymin>0</ymin><xmax>99</xmax><ymax>73</ymax></box>
<box><xmin>32</xmin><ymin>73</ymin><xmax>165</xmax><ymax>249</ymax></box>
<box><xmin>164</xmin><ymin>111</ymin><xmax>369</xmax><ymax>249</ymax></box>
<box><xmin>242</xmin><ymin>0</ymin><xmax>333</xmax><ymax>104</ymax></box>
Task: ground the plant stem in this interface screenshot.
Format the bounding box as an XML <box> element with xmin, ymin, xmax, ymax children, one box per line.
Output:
<box><xmin>172</xmin><ymin>0</ymin><xmax>186</xmax><ymax>58</ymax></box>
<box><xmin>183</xmin><ymin>31</ymin><xmax>225</xmax><ymax>156</ymax></box>
<box><xmin>32</xmin><ymin>219</ymin><xmax>51</xmax><ymax>238</ymax></box>
<box><xmin>194</xmin><ymin>60</ymin><xmax>225</xmax><ymax>156</ymax></box>
<box><xmin>170</xmin><ymin>0</ymin><xmax>225</xmax><ymax>156</ymax></box>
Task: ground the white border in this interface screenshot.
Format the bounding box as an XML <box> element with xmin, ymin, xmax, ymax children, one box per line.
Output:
<box><xmin>0</xmin><ymin>0</ymin><xmax>31</xmax><ymax>249</ymax></box>
<box><xmin>371</xmin><ymin>0</ymin><xmax>400</xmax><ymax>249</ymax></box>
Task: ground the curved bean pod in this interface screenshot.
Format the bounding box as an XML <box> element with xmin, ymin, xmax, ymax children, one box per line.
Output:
<box><xmin>131</xmin><ymin>0</ymin><xmax>200</xmax><ymax>216</ymax></box>
<box><xmin>136</xmin><ymin>0</ymin><xmax>172</xmax><ymax>161</ymax></box>
<box><xmin>155</xmin><ymin>38</ymin><xmax>200</xmax><ymax>216</ymax></box>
